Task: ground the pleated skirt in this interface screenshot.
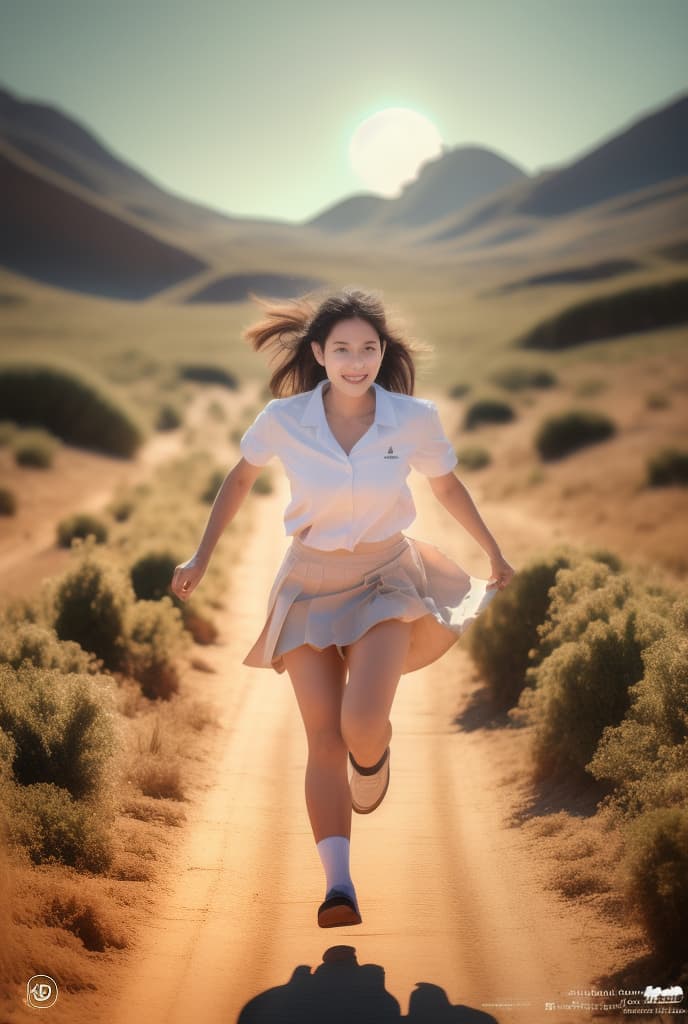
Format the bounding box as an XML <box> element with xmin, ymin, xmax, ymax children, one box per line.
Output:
<box><xmin>243</xmin><ymin>531</ymin><xmax>500</xmax><ymax>675</ymax></box>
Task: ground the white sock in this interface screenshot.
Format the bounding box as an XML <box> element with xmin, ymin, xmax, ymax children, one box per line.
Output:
<box><xmin>316</xmin><ymin>835</ymin><xmax>358</xmax><ymax>908</ymax></box>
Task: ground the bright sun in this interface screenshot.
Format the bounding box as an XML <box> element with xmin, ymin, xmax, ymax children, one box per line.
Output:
<box><xmin>348</xmin><ymin>107</ymin><xmax>444</xmax><ymax>196</ymax></box>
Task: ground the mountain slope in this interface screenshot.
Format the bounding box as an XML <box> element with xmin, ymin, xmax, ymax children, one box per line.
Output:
<box><xmin>0</xmin><ymin>141</ymin><xmax>207</xmax><ymax>300</ymax></box>
<box><xmin>520</xmin><ymin>90</ymin><xmax>688</xmax><ymax>217</ymax></box>
<box><xmin>0</xmin><ymin>85</ymin><xmax>274</xmax><ymax>239</ymax></box>
<box><xmin>413</xmin><ymin>91</ymin><xmax>688</xmax><ymax>247</ymax></box>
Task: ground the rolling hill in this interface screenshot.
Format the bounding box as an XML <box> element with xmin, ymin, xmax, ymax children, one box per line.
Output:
<box><xmin>1</xmin><ymin>83</ymin><xmax>687</xmax><ymax>302</ymax></box>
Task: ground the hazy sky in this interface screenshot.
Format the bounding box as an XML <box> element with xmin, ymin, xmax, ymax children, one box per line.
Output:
<box><xmin>1</xmin><ymin>0</ymin><xmax>686</xmax><ymax>223</ymax></box>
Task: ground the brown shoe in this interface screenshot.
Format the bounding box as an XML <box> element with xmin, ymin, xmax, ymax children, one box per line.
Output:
<box><xmin>317</xmin><ymin>888</ymin><xmax>362</xmax><ymax>928</ymax></box>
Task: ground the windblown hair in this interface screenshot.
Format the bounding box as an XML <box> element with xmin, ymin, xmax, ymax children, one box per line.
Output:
<box><xmin>242</xmin><ymin>286</ymin><xmax>423</xmax><ymax>396</ymax></box>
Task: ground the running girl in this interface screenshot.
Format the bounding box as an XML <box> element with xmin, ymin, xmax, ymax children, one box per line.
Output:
<box><xmin>171</xmin><ymin>287</ymin><xmax>515</xmax><ymax>928</ymax></box>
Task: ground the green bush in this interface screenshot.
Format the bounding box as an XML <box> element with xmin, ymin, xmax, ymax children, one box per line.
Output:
<box><xmin>647</xmin><ymin>447</ymin><xmax>688</xmax><ymax>486</ymax></box>
<box><xmin>52</xmin><ymin>544</ymin><xmax>133</xmax><ymax>671</ymax></box>
<box><xmin>178</xmin><ymin>364</ymin><xmax>239</xmax><ymax>389</ymax></box>
<box><xmin>123</xmin><ymin>597</ymin><xmax>189</xmax><ymax>700</ymax></box>
<box><xmin>155</xmin><ymin>403</ymin><xmax>183</xmax><ymax>431</ymax></box>
<box><xmin>622</xmin><ymin>806</ymin><xmax>688</xmax><ymax>967</ymax></box>
<box><xmin>0</xmin><ymin>361</ymin><xmax>145</xmax><ymax>456</ymax></box>
<box><xmin>0</xmin><ymin>622</ymin><xmax>98</xmax><ymax>673</ymax></box>
<box><xmin>51</xmin><ymin>541</ymin><xmax>190</xmax><ymax>697</ymax></box>
<box><xmin>488</xmin><ymin>366</ymin><xmax>557</xmax><ymax>391</ymax></box>
<box><xmin>523</xmin><ymin>616</ymin><xmax>642</xmax><ymax>781</ymax></box>
<box><xmin>594</xmin><ymin>730</ymin><xmax>688</xmax><ymax>821</ymax></box>
<box><xmin>535</xmin><ymin>409</ymin><xmax>616</xmax><ymax>460</ymax></box>
<box><xmin>0</xmin><ymin>487</ymin><xmax>16</xmax><ymax>515</ymax></box>
<box><xmin>0</xmin><ymin>588</ymin><xmax>54</xmax><ymax>632</ymax></box>
<box><xmin>514</xmin><ymin>560</ymin><xmax>660</xmax><ymax>781</ymax></box>
<box><xmin>465</xmin><ymin>547</ymin><xmax>577</xmax><ymax>708</ymax></box>
<box><xmin>2</xmin><ymin>780</ymin><xmax>114</xmax><ymax>871</ymax></box>
<box><xmin>525</xmin><ymin>557</ymin><xmax>635</xmax><ymax>661</ymax></box>
<box><xmin>13</xmin><ymin>428</ymin><xmax>59</xmax><ymax>468</ymax></box>
<box><xmin>515</xmin><ymin>276</ymin><xmax>688</xmax><ymax>350</ymax></box>
<box><xmin>588</xmin><ymin>614</ymin><xmax>688</xmax><ymax>816</ymax></box>
<box><xmin>130</xmin><ymin>550</ymin><xmax>180</xmax><ymax>601</ymax></box>
<box><xmin>456</xmin><ymin>446</ymin><xmax>491</xmax><ymax>470</ymax></box>
<box><xmin>463</xmin><ymin>398</ymin><xmax>515</xmax><ymax>430</ymax></box>
<box><xmin>0</xmin><ymin>663</ymin><xmax>118</xmax><ymax>799</ymax></box>
<box><xmin>57</xmin><ymin>513</ymin><xmax>109</xmax><ymax>548</ymax></box>
<box><xmin>128</xmin><ymin>550</ymin><xmax>214</xmax><ymax>645</ymax></box>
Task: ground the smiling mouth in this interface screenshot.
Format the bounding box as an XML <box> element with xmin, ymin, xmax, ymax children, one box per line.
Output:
<box><xmin>342</xmin><ymin>374</ymin><xmax>367</xmax><ymax>383</ymax></box>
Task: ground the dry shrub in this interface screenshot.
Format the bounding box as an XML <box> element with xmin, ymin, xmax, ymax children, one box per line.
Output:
<box><xmin>3</xmin><ymin>782</ymin><xmax>115</xmax><ymax>872</ymax></box>
<box><xmin>514</xmin><ymin>559</ymin><xmax>672</xmax><ymax>781</ymax></box>
<box><xmin>0</xmin><ymin>663</ymin><xmax>118</xmax><ymax>799</ymax></box>
<box><xmin>123</xmin><ymin>597</ymin><xmax>190</xmax><ymax>700</ymax></box>
<box><xmin>52</xmin><ymin>541</ymin><xmax>133</xmax><ymax>672</ymax></box>
<box><xmin>0</xmin><ymin>621</ymin><xmax>99</xmax><ymax>674</ymax></box>
<box><xmin>43</xmin><ymin>880</ymin><xmax>128</xmax><ymax>952</ymax></box>
<box><xmin>647</xmin><ymin>446</ymin><xmax>688</xmax><ymax>486</ymax></box>
<box><xmin>589</xmin><ymin>604</ymin><xmax>688</xmax><ymax>818</ymax></box>
<box><xmin>463</xmin><ymin>396</ymin><xmax>515</xmax><ymax>430</ymax></box>
<box><xmin>466</xmin><ymin>544</ymin><xmax>598</xmax><ymax>708</ymax></box>
<box><xmin>622</xmin><ymin>806</ymin><xmax>688</xmax><ymax>970</ymax></box>
<box><xmin>535</xmin><ymin>409</ymin><xmax>615</xmax><ymax>460</ymax></box>
<box><xmin>0</xmin><ymin>360</ymin><xmax>145</xmax><ymax>456</ymax></box>
<box><xmin>57</xmin><ymin>512</ymin><xmax>109</xmax><ymax>548</ymax></box>
<box><xmin>50</xmin><ymin>539</ymin><xmax>191</xmax><ymax>698</ymax></box>
<box><xmin>0</xmin><ymin>486</ymin><xmax>16</xmax><ymax>515</ymax></box>
<box><xmin>12</xmin><ymin>427</ymin><xmax>59</xmax><ymax>467</ymax></box>
<box><xmin>0</xmin><ymin>662</ymin><xmax>120</xmax><ymax>872</ymax></box>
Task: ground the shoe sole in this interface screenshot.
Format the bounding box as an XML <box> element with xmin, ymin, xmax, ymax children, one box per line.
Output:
<box><xmin>318</xmin><ymin>899</ymin><xmax>362</xmax><ymax>928</ymax></box>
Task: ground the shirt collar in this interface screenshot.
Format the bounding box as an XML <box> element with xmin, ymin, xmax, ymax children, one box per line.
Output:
<box><xmin>300</xmin><ymin>378</ymin><xmax>397</xmax><ymax>429</ymax></box>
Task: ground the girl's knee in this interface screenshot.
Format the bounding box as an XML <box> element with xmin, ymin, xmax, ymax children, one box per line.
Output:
<box><xmin>340</xmin><ymin>702</ymin><xmax>388</xmax><ymax>748</ymax></box>
<box><xmin>306</xmin><ymin>727</ymin><xmax>347</xmax><ymax>759</ymax></box>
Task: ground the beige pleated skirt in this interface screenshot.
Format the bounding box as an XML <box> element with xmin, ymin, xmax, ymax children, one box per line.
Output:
<box><xmin>243</xmin><ymin>531</ymin><xmax>500</xmax><ymax>675</ymax></box>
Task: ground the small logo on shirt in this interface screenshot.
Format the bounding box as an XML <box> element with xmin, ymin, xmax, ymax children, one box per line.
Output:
<box><xmin>384</xmin><ymin>446</ymin><xmax>399</xmax><ymax>460</ymax></box>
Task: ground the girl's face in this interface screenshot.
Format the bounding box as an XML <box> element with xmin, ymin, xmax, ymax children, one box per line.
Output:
<box><xmin>311</xmin><ymin>317</ymin><xmax>386</xmax><ymax>395</ymax></box>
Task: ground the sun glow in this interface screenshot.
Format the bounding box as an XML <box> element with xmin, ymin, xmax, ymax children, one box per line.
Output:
<box><xmin>348</xmin><ymin>107</ymin><xmax>444</xmax><ymax>196</ymax></box>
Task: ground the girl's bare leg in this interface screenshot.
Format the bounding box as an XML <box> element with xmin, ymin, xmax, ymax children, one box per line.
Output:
<box><xmin>282</xmin><ymin>643</ymin><xmax>350</xmax><ymax>843</ymax></box>
<box><xmin>341</xmin><ymin>618</ymin><xmax>412</xmax><ymax>767</ymax></box>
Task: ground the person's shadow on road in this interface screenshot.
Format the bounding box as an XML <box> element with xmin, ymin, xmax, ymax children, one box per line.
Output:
<box><xmin>236</xmin><ymin>945</ymin><xmax>498</xmax><ymax>1023</ymax></box>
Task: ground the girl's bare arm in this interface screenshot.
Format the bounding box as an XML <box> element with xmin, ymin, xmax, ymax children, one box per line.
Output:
<box><xmin>427</xmin><ymin>471</ymin><xmax>515</xmax><ymax>588</ymax></box>
<box><xmin>171</xmin><ymin>457</ymin><xmax>264</xmax><ymax>599</ymax></box>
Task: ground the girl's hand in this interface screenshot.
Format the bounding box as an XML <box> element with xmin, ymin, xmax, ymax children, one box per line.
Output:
<box><xmin>487</xmin><ymin>552</ymin><xmax>515</xmax><ymax>590</ymax></box>
<box><xmin>171</xmin><ymin>555</ymin><xmax>207</xmax><ymax>601</ymax></box>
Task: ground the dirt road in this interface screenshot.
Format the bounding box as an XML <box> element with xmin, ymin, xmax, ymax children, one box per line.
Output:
<box><xmin>105</xmin><ymin>467</ymin><xmax>632</xmax><ymax>1024</ymax></box>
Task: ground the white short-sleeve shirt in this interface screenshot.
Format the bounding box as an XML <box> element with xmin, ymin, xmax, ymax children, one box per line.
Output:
<box><xmin>240</xmin><ymin>378</ymin><xmax>458</xmax><ymax>551</ymax></box>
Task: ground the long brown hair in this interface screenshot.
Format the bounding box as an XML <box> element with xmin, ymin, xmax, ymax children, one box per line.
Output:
<box><xmin>242</xmin><ymin>286</ymin><xmax>423</xmax><ymax>397</ymax></box>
